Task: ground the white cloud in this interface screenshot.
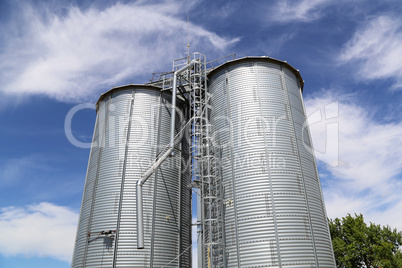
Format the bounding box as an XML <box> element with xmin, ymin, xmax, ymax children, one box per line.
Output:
<box><xmin>0</xmin><ymin>1</ymin><xmax>239</xmax><ymax>102</ymax></box>
<box><xmin>0</xmin><ymin>202</ymin><xmax>78</xmax><ymax>262</ymax></box>
<box><xmin>305</xmin><ymin>90</ymin><xmax>402</xmax><ymax>230</ymax></box>
<box><xmin>269</xmin><ymin>0</ymin><xmax>330</xmax><ymax>23</ymax></box>
<box><xmin>339</xmin><ymin>16</ymin><xmax>402</xmax><ymax>89</ymax></box>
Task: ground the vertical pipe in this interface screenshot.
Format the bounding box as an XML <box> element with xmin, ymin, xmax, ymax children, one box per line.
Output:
<box><xmin>136</xmin><ymin>183</ymin><xmax>144</xmax><ymax>249</ymax></box>
<box><xmin>150</xmin><ymin>92</ymin><xmax>164</xmax><ymax>267</ymax></box>
<box><xmin>177</xmin><ymin>139</ymin><xmax>182</xmax><ymax>267</ymax></box>
<box><xmin>170</xmin><ymin>60</ymin><xmax>197</xmax><ymax>150</ymax></box>
<box><xmin>137</xmin><ymin>60</ymin><xmax>197</xmax><ymax>249</ymax></box>
<box><xmin>170</xmin><ymin>73</ymin><xmax>178</xmax><ymax>151</ymax></box>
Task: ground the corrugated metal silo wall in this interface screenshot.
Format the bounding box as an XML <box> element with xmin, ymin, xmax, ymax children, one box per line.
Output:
<box><xmin>208</xmin><ymin>58</ymin><xmax>336</xmax><ymax>267</ymax></box>
<box><xmin>71</xmin><ymin>85</ymin><xmax>191</xmax><ymax>268</ymax></box>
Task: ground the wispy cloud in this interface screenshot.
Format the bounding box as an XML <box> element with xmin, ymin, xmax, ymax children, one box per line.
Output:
<box><xmin>305</xmin><ymin>90</ymin><xmax>402</xmax><ymax>229</ymax></box>
<box><xmin>259</xmin><ymin>32</ymin><xmax>296</xmax><ymax>56</ymax></box>
<box><xmin>0</xmin><ymin>154</ymin><xmax>84</xmax><ymax>203</ymax></box>
<box><xmin>0</xmin><ymin>1</ymin><xmax>239</xmax><ymax>102</ymax></box>
<box><xmin>269</xmin><ymin>0</ymin><xmax>330</xmax><ymax>23</ymax></box>
<box><xmin>339</xmin><ymin>16</ymin><xmax>402</xmax><ymax>90</ymax></box>
<box><xmin>0</xmin><ymin>202</ymin><xmax>78</xmax><ymax>262</ymax></box>
<box><xmin>0</xmin><ymin>156</ymin><xmax>53</xmax><ymax>187</ymax></box>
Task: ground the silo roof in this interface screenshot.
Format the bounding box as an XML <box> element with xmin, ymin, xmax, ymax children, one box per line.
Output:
<box><xmin>96</xmin><ymin>84</ymin><xmax>161</xmax><ymax>110</ymax></box>
<box><xmin>207</xmin><ymin>56</ymin><xmax>304</xmax><ymax>92</ymax></box>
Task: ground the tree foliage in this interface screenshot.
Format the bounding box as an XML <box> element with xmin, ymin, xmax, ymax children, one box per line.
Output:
<box><xmin>329</xmin><ymin>214</ymin><xmax>402</xmax><ymax>268</ymax></box>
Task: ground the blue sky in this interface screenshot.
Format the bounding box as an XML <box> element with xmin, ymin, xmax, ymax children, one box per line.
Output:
<box><xmin>1</xmin><ymin>0</ymin><xmax>402</xmax><ymax>267</ymax></box>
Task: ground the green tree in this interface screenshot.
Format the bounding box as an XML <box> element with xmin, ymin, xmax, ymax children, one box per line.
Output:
<box><xmin>395</xmin><ymin>251</ymin><xmax>402</xmax><ymax>267</ymax></box>
<box><xmin>329</xmin><ymin>214</ymin><xmax>402</xmax><ymax>268</ymax></box>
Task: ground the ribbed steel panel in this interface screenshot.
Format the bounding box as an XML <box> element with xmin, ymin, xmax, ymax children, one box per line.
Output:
<box><xmin>208</xmin><ymin>58</ymin><xmax>336</xmax><ymax>267</ymax></box>
<box><xmin>71</xmin><ymin>85</ymin><xmax>191</xmax><ymax>267</ymax></box>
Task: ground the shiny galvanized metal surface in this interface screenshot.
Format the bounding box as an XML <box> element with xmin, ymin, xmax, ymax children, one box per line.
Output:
<box><xmin>208</xmin><ymin>58</ymin><xmax>336</xmax><ymax>267</ymax></box>
<box><xmin>71</xmin><ymin>85</ymin><xmax>191</xmax><ymax>268</ymax></box>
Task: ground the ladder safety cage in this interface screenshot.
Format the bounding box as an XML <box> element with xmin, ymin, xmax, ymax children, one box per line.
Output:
<box><xmin>143</xmin><ymin>52</ymin><xmax>230</xmax><ymax>267</ymax></box>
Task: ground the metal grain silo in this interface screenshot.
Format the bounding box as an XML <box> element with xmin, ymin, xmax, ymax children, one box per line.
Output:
<box><xmin>71</xmin><ymin>84</ymin><xmax>191</xmax><ymax>267</ymax></box>
<box><xmin>207</xmin><ymin>57</ymin><xmax>336</xmax><ymax>267</ymax></box>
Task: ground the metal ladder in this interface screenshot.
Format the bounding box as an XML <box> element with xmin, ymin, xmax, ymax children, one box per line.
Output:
<box><xmin>186</xmin><ymin>53</ymin><xmax>225</xmax><ymax>268</ymax></box>
<box><xmin>148</xmin><ymin>52</ymin><xmax>226</xmax><ymax>267</ymax></box>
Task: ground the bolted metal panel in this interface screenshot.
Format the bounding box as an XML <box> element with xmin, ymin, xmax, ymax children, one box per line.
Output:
<box><xmin>208</xmin><ymin>57</ymin><xmax>336</xmax><ymax>267</ymax></box>
<box><xmin>71</xmin><ymin>85</ymin><xmax>191</xmax><ymax>267</ymax></box>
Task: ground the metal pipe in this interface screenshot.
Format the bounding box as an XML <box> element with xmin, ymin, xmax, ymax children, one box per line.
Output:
<box><xmin>170</xmin><ymin>73</ymin><xmax>178</xmax><ymax>150</ymax></box>
<box><xmin>136</xmin><ymin>182</ymin><xmax>144</xmax><ymax>249</ymax></box>
<box><xmin>136</xmin><ymin>147</ymin><xmax>173</xmax><ymax>249</ymax></box>
<box><xmin>170</xmin><ymin>59</ymin><xmax>198</xmax><ymax>151</ymax></box>
<box><xmin>137</xmin><ymin>58</ymin><xmax>198</xmax><ymax>249</ymax></box>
